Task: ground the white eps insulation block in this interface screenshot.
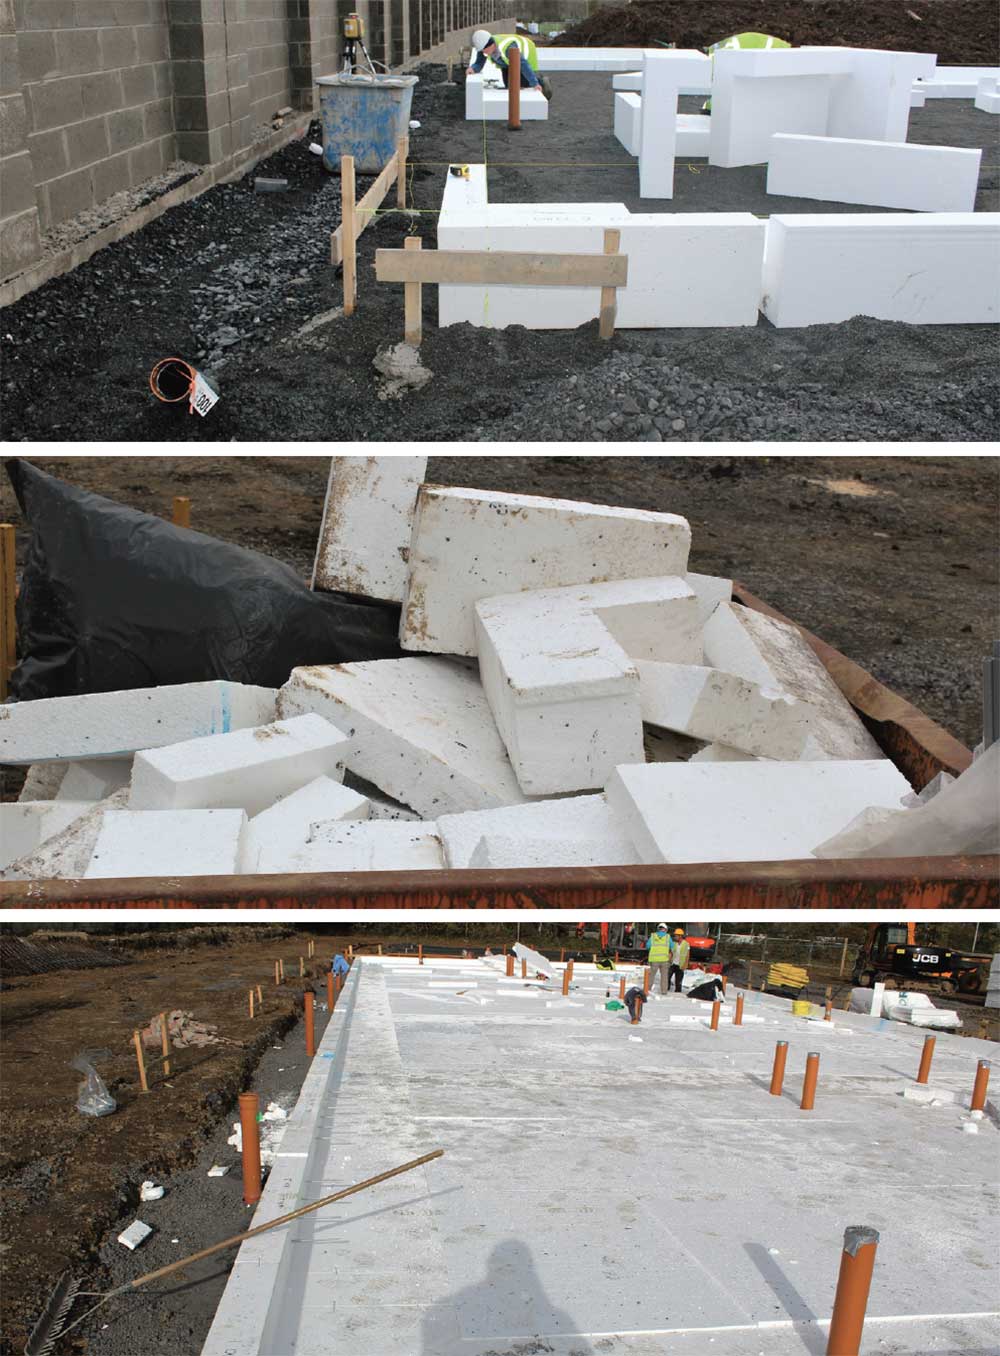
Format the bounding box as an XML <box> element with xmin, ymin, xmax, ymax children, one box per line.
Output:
<box><xmin>614</xmin><ymin>92</ymin><xmax>641</xmax><ymax>156</ymax></box>
<box><xmin>312</xmin><ymin>456</ymin><xmax>427</xmax><ymax>601</ymax></box>
<box><xmin>766</xmin><ymin>134</ymin><xmax>982</xmax><ymax>213</ymax></box>
<box><xmin>278</xmin><ymin>659</ymin><xmax>527</xmax><ymax>816</ymax></box>
<box><xmin>0</xmin><ymin>681</ymin><xmax>276</xmax><ymax>765</ymax></box>
<box><xmin>400</xmin><ymin>485</ymin><xmax>691</xmax><ymax>656</ymax></box>
<box><xmin>292</xmin><ymin>820</ymin><xmax>443</xmax><ymax>873</ymax></box>
<box><xmin>536</xmin><ymin>47</ymin><xmax>648</xmax><ymax>72</ymax></box>
<box><xmin>761</xmin><ymin>213</ymin><xmax>1000</xmax><ymax>327</ymax></box>
<box><xmin>685</xmin><ymin>572</ymin><xmax>732</xmax><ymax>625</ymax></box>
<box><xmin>85</xmin><ymin>809</ymin><xmax>250</xmax><ymax>878</ymax></box>
<box><xmin>0</xmin><ymin>801</ymin><xmax>93</xmax><ymax>871</ymax></box>
<box><xmin>606</xmin><ymin>759</ymin><xmax>912</xmax><ymax>864</ymax></box>
<box><xmin>55</xmin><ymin>759</ymin><xmax>133</xmax><ymax>802</ymax></box>
<box><xmin>702</xmin><ymin>602</ymin><xmax>883</xmax><ymax>759</ymax></box>
<box><xmin>975</xmin><ymin>78</ymin><xmax>1000</xmax><ymax>113</ymax></box>
<box><xmin>475</xmin><ymin>576</ymin><xmax>701</xmax><ymax>794</ymax></box>
<box><xmin>244</xmin><ymin>775</ymin><xmax>369</xmax><ymax>873</ymax></box>
<box><xmin>129</xmin><ymin>713</ymin><xmax>350</xmax><ymax>817</ymax></box>
<box><xmin>17</xmin><ymin>763</ymin><xmax>68</xmax><ymax>801</ymax></box>
<box><xmin>639</xmin><ymin>50</ymin><xmax>713</xmax><ymax>198</ymax></box>
<box><xmin>469</xmin><ymin>833</ymin><xmax>633</xmax><ymax>868</ymax></box>
<box><xmin>1</xmin><ymin>789</ymin><xmax>129</xmax><ymax>881</ymax></box>
<box><xmin>438</xmin><ymin>795</ymin><xmax>637</xmax><ymax>869</ymax></box>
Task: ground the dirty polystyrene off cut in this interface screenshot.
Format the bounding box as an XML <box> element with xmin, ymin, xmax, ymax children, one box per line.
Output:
<box><xmin>84</xmin><ymin>808</ymin><xmax>249</xmax><ymax>878</ymax></box>
<box><xmin>1</xmin><ymin>788</ymin><xmax>129</xmax><ymax>881</ymax></box>
<box><xmin>437</xmin><ymin>794</ymin><xmax>637</xmax><ymax>869</ymax></box>
<box><xmin>312</xmin><ymin>456</ymin><xmax>427</xmax><ymax>601</ymax></box>
<box><xmin>243</xmin><ymin>774</ymin><xmax>370</xmax><ymax>873</ymax></box>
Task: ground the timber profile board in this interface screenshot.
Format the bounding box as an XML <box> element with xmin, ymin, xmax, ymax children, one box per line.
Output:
<box><xmin>374</xmin><ymin>247</ymin><xmax>628</xmax><ymax>288</ymax></box>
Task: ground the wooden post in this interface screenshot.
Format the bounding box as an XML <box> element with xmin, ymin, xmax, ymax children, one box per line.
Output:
<box><xmin>378</xmin><ymin>943</ymin><xmax>383</xmax><ymax>955</ymax></box>
<box><xmin>279</xmin><ymin>959</ymin><xmax>285</xmax><ymax>982</ymax></box>
<box><xmin>507</xmin><ymin>43</ymin><xmax>521</xmax><ymax>130</ymax></box>
<box><xmin>274</xmin><ymin>960</ymin><xmax>280</xmax><ymax>986</ymax></box>
<box><xmin>598</xmin><ymin>228</ymin><xmax>620</xmax><ymax>340</ymax></box>
<box><xmin>172</xmin><ymin>496</ymin><xmax>191</xmax><ymax>528</ymax></box>
<box><xmin>256</xmin><ymin>984</ymin><xmax>262</xmax><ymax>1004</ymax></box>
<box><xmin>159</xmin><ymin>1012</ymin><xmax>170</xmax><ymax>1078</ymax></box>
<box><xmin>403</xmin><ymin>235</ymin><xmax>423</xmax><ymax>346</ymax></box>
<box><xmin>133</xmin><ymin>1031</ymin><xmax>149</xmax><ymax>1094</ymax></box>
<box><xmin>342</xmin><ymin>154</ymin><xmax>357</xmax><ymax>315</ymax></box>
<box><xmin>0</xmin><ymin>524</ymin><xmax>15</xmax><ymax>702</ymax></box>
<box><xmin>839</xmin><ymin>936</ymin><xmax>850</xmax><ymax>978</ymax></box>
<box><xmin>396</xmin><ymin>135</ymin><xmax>408</xmax><ymax>208</ymax></box>
<box><xmin>299</xmin><ymin>956</ymin><xmax>305</xmax><ymax>978</ymax></box>
<box><xmin>249</xmin><ymin>989</ymin><xmax>255</xmax><ymax>1019</ymax></box>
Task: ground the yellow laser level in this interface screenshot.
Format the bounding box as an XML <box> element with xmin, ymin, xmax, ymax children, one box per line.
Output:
<box><xmin>343</xmin><ymin>12</ymin><xmax>364</xmax><ymax>39</ymax></box>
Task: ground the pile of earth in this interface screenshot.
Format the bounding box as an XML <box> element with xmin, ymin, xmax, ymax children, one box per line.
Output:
<box><xmin>553</xmin><ymin>0</ymin><xmax>1000</xmax><ymax>65</ymax></box>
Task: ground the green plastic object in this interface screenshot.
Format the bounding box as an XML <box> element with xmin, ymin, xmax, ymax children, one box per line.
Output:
<box><xmin>605</xmin><ymin>1000</ymin><xmax>624</xmax><ymax>1010</ymax></box>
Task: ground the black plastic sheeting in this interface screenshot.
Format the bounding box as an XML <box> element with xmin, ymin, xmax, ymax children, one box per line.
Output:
<box><xmin>6</xmin><ymin>459</ymin><xmax>403</xmax><ymax>701</ymax></box>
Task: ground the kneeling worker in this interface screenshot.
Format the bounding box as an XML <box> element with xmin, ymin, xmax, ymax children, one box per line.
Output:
<box><xmin>469</xmin><ymin>31</ymin><xmax>553</xmax><ymax>100</ymax></box>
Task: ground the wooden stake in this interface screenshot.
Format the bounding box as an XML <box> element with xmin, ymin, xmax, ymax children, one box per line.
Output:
<box><xmin>274</xmin><ymin>960</ymin><xmax>280</xmax><ymax>986</ymax></box>
<box><xmin>172</xmin><ymin>496</ymin><xmax>191</xmax><ymax>528</ymax></box>
<box><xmin>249</xmin><ymin>988</ymin><xmax>255</xmax><ymax>1019</ymax></box>
<box><xmin>403</xmin><ymin>235</ymin><xmax>422</xmax><ymax>346</ymax></box>
<box><xmin>396</xmin><ymin>134</ymin><xmax>408</xmax><ymax>208</ymax></box>
<box><xmin>299</xmin><ymin>956</ymin><xmax>305</xmax><ymax>978</ymax></box>
<box><xmin>342</xmin><ymin>154</ymin><xmax>357</xmax><ymax>315</ymax></box>
<box><xmin>279</xmin><ymin>959</ymin><xmax>285</xmax><ymax>982</ymax></box>
<box><xmin>0</xmin><ymin>524</ymin><xmax>16</xmax><ymax>702</ymax></box>
<box><xmin>839</xmin><ymin>936</ymin><xmax>850</xmax><ymax>978</ymax></box>
<box><xmin>256</xmin><ymin>984</ymin><xmax>262</xmax><ymax>1004</ymax></box>
<box><xmin>159</xmin><ymin>1012</ymin><xmax>170</xmax><ymax>1078</ymax></box>
<box><xmin>133</xmin><ymin>1031</ymin><xmax>149</xmax><ymax>1094</ymax></box>
<box><xmin>599</xmin><ymin>228</ymin><xmax>621</xmax><ymax>340</ymax></box>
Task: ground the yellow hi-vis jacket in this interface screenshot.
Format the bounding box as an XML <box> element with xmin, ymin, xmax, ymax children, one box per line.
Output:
<box><xmin>648</xmin><ymin>931</ymin><xmax>671</xmax><ymax>962</ymax></box>
<box><xmin>491</xmin><ymin>34</ymin><xmax>540</xmax><ymax>73</ymax></box>
<box><xmin>672</xmin><ymin>939</ymin><xmax>691</xmax><ymax>969</ymax></box>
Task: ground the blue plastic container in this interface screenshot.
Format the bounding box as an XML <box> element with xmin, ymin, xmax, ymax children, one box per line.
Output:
<box><xmin>317</xmin><ymin>73</ymin><xmax>418</xmax><ymax>175</ymax></box>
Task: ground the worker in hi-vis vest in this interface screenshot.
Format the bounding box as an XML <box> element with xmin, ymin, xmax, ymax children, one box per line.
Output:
<box><xmin>646</xmin><ymin>923</ymin><xmax>673</xmax><ymax>995</ymax></box>
<box><xmin>701</xmin><ymin>32</ymin><xmax>790</xmax><ymax>112</ymax></box>
<box><xmin>468</xmin><ymin>31</ymin><xmax>553</xmax><ymax>100</ymax></box>
<box><xmin>669</xmin><ymin>929</ymin><xmax>691</xmax><ymax>993</ymax></box>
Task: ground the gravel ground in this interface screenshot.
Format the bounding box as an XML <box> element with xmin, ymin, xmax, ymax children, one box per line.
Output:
<box><xmin>0</xmin><ymin>66</ymin><xmax>997</xmax><ymax>442</ymax></box>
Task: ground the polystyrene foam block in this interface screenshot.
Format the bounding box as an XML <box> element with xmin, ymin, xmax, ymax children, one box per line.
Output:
<box><xmin>613</xmin><ymin>73</ymin><xmax>642</xmax><ymax>91</ymax></box>
<box><xmin>437</xmin><ymin>795</ymin><xmax>637</xmax><ymax>868</ymax></box>
<box><xmin>0</xmin><ymin>801</ymin><xmax>93</xmax><ymax>871</ymax></box>
<box><xmin>85</xmin><ymin>808</ymin><xmax>250</xmax><ymax>878</ymax></box>
<box><xmin>761</xmin><ymin>213</ymin><xmax>1000</xmax><ymax>327</ymax></box>
<box><xmin>820</xmin><ymin>48</ymin><xmax>935</xmax><ymax>142</ymax></box>
<box><xmin>18</xmin><ymin>764</ymin><xmax>68</xmax><ymax>801</ymax></box>
<box><xmin>0</xmin><ymin>681</ymin><xmax>277</xmax><ymax>764</ymax></box>
<box><xmin>537</xmin><ymin>48</ymin><xmax>648</xmax><ymax>72</ymax></box>
<box><xmin>401</xmin><ymin>485</ymin><xmax>691</xmax><ymax>656</ymax></box>
<box><xmin>468</xmin><ymin>832</ymin><xmax>638</xmax><ymax>868</ymax></box>
<box><xmin>129</xmin><ymin>713</ymin><xmax>350</xmax><ymax>817</ymax></box>
<box><xmin>702</xmin><ymin>603</ymin><xmax>883</xmax><ymax>759</ymax></box>
<box><xmin>312</xmin><ymin>457</ymin><xmax>427</xmax><ymax>601</ymax></box>
<box><xmin>481</xmin><ymin>85</ymin><xmax>548</xmax><ymax>120</ymax></box>
<box><xmin>245</xmin><ymin>775</ymin><xmax>370</xmax><ymax>873</ymax></box>
<box><xmin>55</xmin><ymin>759</ymin><xmax>133</xmax><ymax>803</ymax></box>
<box><xmin>640</xmin><ymin>51</ymin><xmax>712</xmax><ymax>198</ymax></box>
<box><xmin>605</xmin><ymin>759</ymin><xmax>912</xmax><ymax>864</ymax></box>
<box><xmin>919</xmin><ymin>81</ymin><xmax>978</xmax><ymax>98</ymax></box>
<box><xmin>475</xmin><ymin>577</ymin><xmax>701</xmax><ymax>794</ymax></box>
<box><xmin>615</xmin><ymin>92</ymin><xmax>641</xmax><ymax>156</ymax></box>
<box><xmin>441</xmin><ymin>163</ymin><xmax>488</xmax><ymax>213</ymax></box>
<box><xmin>975</xmin><ymin>78</ymin><xmax>1000</xmax><ymax>113</ymax></box>
<box><xmin>685</xmin><ymin>572</ymin><xmax>733</xmax><ymax>626</ymax></box>
<box><xmin>689</xmin><ymin>743</ymin><xmax>760</xmax><ymax>762</ymax></box>
<box><xmin>709</xmin><ymin>48</ymin><xmax>847</xmax><ymax>168</ymax></box>
<box><xmin>932</xmin><ymin>66</ymin><xmax>1000</xmax><ymax>82</ymax></box>
<box><xmin>1</xmin><ymin>788</ymin><xmax>129</xmax><ymax>881</ymax></box>
<box><xmin>278</xmin><ymin>659</ymin><xmax>527</xmax><ymax>816</ymax></box>
<box><xmin>766</xmin><ymin>134</ymin><xmax>982</xmax><ymax>213</ymax></box>
<box><xmin>295</xmin><ymin>820</ymin><xmax>443</xmax><ymax>872</ymax></box>
<box><xmin>676</xmin><ymin>114</ymin><xmax>710</xmax><ymax>157</ymax></box>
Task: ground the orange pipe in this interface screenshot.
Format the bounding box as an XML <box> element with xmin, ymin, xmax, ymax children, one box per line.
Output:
<box><xmin>562</xmin><ymin>967</ymin><xmax>570</xmax><ymax>996</ymax></box>
<box><xmin>567</xmin><ymin>960</ymin><xmax>574</xmax><ymax>982</ymax></box>
<box><xmin>971</xmin><ymin>1059</ymin><xmax>990</xmax><ymax>1111</ymax></box>
<box><xmin>418</xmin><ymin>944</ymin><xmax>423</xmax><ymax>965</ymax></box>
<box><xmin>239</xmin><ymin>1092</ymin><xmax>262</xmax><ymax>1205</ymax></box>
<box><xmin>643</xmin><ymin>967</ymin><xmax>650</xmax><ymax>995</ymax></box>
<box><xmin>619</xmin><ymin>976</ymin><xmax>626</xmax><ymax>1001</ymax></box>
<box><xmin>826</xmin><ymin>1226</ymin><xmax>879</xmax><ymax>1356</ymax></box>
<box><xmin>521</xmin><ymin>958</ymin><xmax>527</xmax><ymax>979</ymax></box>
<box><xmin>769</xmin><ymin>1040</ymin><xmax>788</xmax><ymax>1096</ymax></box>
<box><xmin>801</xmin><ymin>1051</ymin><xmax>820</xmax><ymax>1111</ymax></box>
<box><xmin>721</xmin><ymin>974</ymin><xmax>727</xmax><ymax>994</ymax></box>
<box><xmin>734</xmin><ymin>993</ymin><xmax>744</xmax><ymax>1026</ymax></box>
<box><xmin>327</xmin><ymin>970</ymin><xmax>335</xmax><ymax>1010</ymax></box>
<box><xmin>710</xmin><ymin>999</ymin><xmax>721</xmax><ymax>1031</ymax></box>
<box><xmin>824</xmin><ymin>1001</ymin><xmax>833</xmax><ymax>1022</ymax></box>
<box><xmin>304</xmin><ymin>991</ymin><xmax>315</xmax><ymax>1057</ymax></box>
<box><xmin>631</xmin><ymin>994</ymin><xmax>644</xmax><ymax>1025</ymax></box>
<box><xmin>507</xmin><ymin>44</ymin><xmax>521</xmax><ymax>130</ymax></box>
<box><xmin>506</xmin><ymin>953</ymin><xmax>514</xmax><ymax>977</ymax></box>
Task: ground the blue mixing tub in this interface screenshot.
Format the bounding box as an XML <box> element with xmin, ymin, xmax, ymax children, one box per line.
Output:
<box><xmin>317</xmin><ymin>73</ymin><xmax>418</xmax><ymax>175</ymax></box>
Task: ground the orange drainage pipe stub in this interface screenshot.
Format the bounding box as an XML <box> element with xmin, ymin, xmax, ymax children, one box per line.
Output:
<box><xmin>619</xmin><ymin>976</ymin><xmax>626</xmax><ymax>1001</ymax></box>
<box><xmin>304</xmin><ymin>991</ymin><xmax>315</xmax><ymax>1058</ymax></box>
<box><xmin>562</xmin><ymin>967</ymin><xmax>570</xmax><ymax>997</ymax></box>
<box><xmin>770</xmin><ymin>1040</ymin><xmax>788</xmax><ymax>1096</ymax></box>
<box><xmin>971</xmin><ymin>1060</ymin><xmax>991</xmax><ymax>1112</ymax></box>
<box><xmin>734</xmin><ymin>993</ymin><xmax>744</xmax><ymax>1026</ymax></box>
<box><xmin>327</xmin><ymin>970</ymin><xmax>335</xmax><ymax>1010</ymax></box>
<box><xmin>239</xmin><ymin>1092</ymin><xmax>262</xmax><ymax>1205</ymax></box>
<box><xmin>801</xmin><ymin>1051</ymin><xmax>820</xmax><ymax>1111</ymax></box>
<box><xmin>710</xmin><ymin>999</ymin><xmax>721</xmax><ymax>1032</ymax></box>
<box><xmin>826</xmin><ymin>1225</ymin><xmax>880</xmax><ymax>1356</ymax></box>
<box><xmin>916</xmin><ymin>1034</ymin><xmax>935</xmax><ymax>1085</ymax></box>
<box><xmin>505</xmin><ymin>953</ymin><xmax>514</xmax><ymax>977</ymax></box>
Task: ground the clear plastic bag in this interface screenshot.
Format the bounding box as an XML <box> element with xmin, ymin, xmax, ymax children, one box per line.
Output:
<box><xmin>71</xmin><ymin>1054</ymin><xmax>116</xmax><ymax>1117</ymax></box>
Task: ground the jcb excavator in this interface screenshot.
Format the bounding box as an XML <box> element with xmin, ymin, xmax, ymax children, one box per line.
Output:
<box><xmin>852</xmin><ymin>923</ymin><xmax>989</xmax><ymax>995</ymax></box>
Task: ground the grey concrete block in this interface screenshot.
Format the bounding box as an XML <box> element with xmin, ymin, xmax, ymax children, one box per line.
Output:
<box><xmin>226</xmin><ymin>50</ymin><xmax>248</xmax><ymax>86</ymax></box>
<box><xmin>106</xmin><ymin>102</ymin><xmax>143</xmax><ymax>151</ymax></box>
<box><xmin>0</xmin><ymin>147</ymin><xmax>36</xmax><ymax>214</ymax></box>
<box><xmin>73</xmin><ymin>0</ymin><xmax>121</xmax><ymax>23</ymax></box>
<box><xmin>0</xmin><ymin>206</ymin><xmax>43</xmax><ymax>278</ymax></box>
<box><xmin>127</xmin><ymin>132</ymin><xmax>164</xmax><ymax>181</ymax></box>
<box><xmin>0</xmin><ymin>90</ymin><xmax>27</xmax><ymax>157</ymax></box>
<box><xmin>228</xmin><ymin>80</ymin><xmax>250</xmax><ymax>120</ymax></box>
<box><xmin>43</xmin><ymin>163</ymin><xmax>94</xmax><ymax>222</ymax></box>
<box><xmin>199</xmin><ymin>21</ymin><xmax>229</xmax><ymax>58</ymax></box>
<box><xmin>26</xmin><ymin>125</ymin><xmax>67</xmax><ymax>178</ymax></box>
<box><xmin>171</xmin><ymin>54</ymin><xmax>222</xmax><ymax>95</ymax></box>
<box><xmin>0</xmin><ymin>31</ymin><xmax>19</xmax><ymax>95</ymax></box>
<box><xmin>152</xmin><ymin>60</ymin><xmax>172</xmax><ymax>97</ymax></box>
<box><xmin>22</xmin><ymin>0</ymin><xmax>78</xmax><ymax>29</ymax></box>
<box><xmin>28</xmin><ymin>74</ymin><xmax>83</xmax><ymax>129</ymax></box>
<box><xmin>174</xmin><ymin>87</ymin><xmax>228</xmax><ymax>130</ymax></box>
<box><xmin>135</xmin><ymin>22</ymin><xmax>170</xmax><ymax>63</ymax></box>
<box><xmin>121</xmin><ymin>61</ymin><xmax>155</xmax><ymax>104</ymax></box>
<box><xmin>166</xmin><ymin>23</ymin><xmax>205</xmax><ymax>60</ymax></box>
<box><xmin>0</xmin><ymin>0</ymin><xmax>13</xmax><ymax>38</ymax></box>
<box><xmin>99</xmin><ymin>24</ymin><xmax>136</xmax><ymax>69</ymax></box>
<box><xmin>142</xmin><ymin>94</ymin><xmax>172</xmax><ymax>138</ymax></box>
<box><xmin>15</xmin><ymin>28</ymin><xmax>57</xmax><ymax>84</ymax></box>
<box><xmin>65</xmin><ymin>112</ymin><xmax>109</xmax><ymax>166</ymax></box>
<box><xmin>175</xmin><ymin>121</ymin><xmax>226</xmax><ymax>163</ymax></box>
<box><xmin>81</xmin><ymin>67</ymin><xmax>124</xmax><ymax>116</ymax></box>
<box><xmin>91</xmin><ymin>145</ymin><xmax>130</xmax><ymax>199</ymax></box>
<box><xmin>230</xmin><ymin>111</ymin><xmax>251</xmax><ymax>152</ymax></box>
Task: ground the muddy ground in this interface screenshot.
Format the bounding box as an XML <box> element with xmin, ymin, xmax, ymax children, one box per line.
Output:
<box><xmin>1</xmin><ymin>924</ymin><xmax>994</xmax><ymax>1356</ymax></box>
<box><xmin>3</xmin><ymin>454</ymin><xmax>996</xmax><ymax>753</ymax></box>
<box><xmin>0</xmin><ymin>63</ymin><xmax>997</xmax><ymax>443</ymax></box>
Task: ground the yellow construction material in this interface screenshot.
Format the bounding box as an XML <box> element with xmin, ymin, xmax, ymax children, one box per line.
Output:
<box><xmin>768</xmin><ymin>962</ymin><xmax>809</xmax><ymax>990</ymax></box>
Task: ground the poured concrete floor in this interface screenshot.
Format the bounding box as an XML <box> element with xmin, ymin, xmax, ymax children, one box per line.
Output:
<box><xmin>202</xmin><ymin>958</ymin><xmax>1000</xmax><ymax>1355</ymax></box>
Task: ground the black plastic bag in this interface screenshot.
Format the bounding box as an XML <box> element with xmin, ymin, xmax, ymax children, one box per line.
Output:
<box><xmin>6</xmin><ymin>459</ymin><xmax>403</xmax><ymax>700</ymax></box>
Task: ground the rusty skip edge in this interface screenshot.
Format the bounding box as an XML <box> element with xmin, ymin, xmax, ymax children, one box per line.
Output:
<box><xmin>3</xmin><ymin>583</ymin><xmax>995</xmax><ymax>911</ymax></box>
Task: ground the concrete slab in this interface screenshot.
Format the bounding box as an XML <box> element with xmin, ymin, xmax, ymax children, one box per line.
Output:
<box><xmin>244</xmin><ymin>775</ymin><xmax>370</xmax><ymax>873</ymax></box>
<box><xmin>1</xmin><ymin>788</ymin><xmax>129</xmax><ymax>881</ymax></box>
<box><xmin>84</xmin><ymin>808</ymin><xmax>249</xmax><ymax>878</ymax></box>
<box><xmin>129</xmin><ymin>713</ymin><xmax>350</xmax><ymax>817</ymax></box>
<box><xmin>203</xmin><ymin>957</ymin><xmax>1000</xmax><ymax>1356</ymax></box>
<box><xmin>606</xmin><ymin>758</ymin><xmax>912</xmax><ymax>863</ymax></box>
<box><xmin>475</xmin><ymin>576</ymin><xmax>701</xmax><ymax>794</ymax></box>
<box><xmin>400</xmin><ymin>485</ymin><xmax>691</xmax><ymax>656</ymax></box>
<box><xmin>278</xmin><ymin>659</ymin><xmax>528</xmax><ymax>816</ymax></box>
<box><xmin>0</xmin><ymin>681</ymin><xmax>277</xmax><ymax>764</ymax></box>
<box><xmin>311</xmin><ymin>456</ymin><xmax>427</xmax><ymax>602</ymax></box>
<box><xmin>436</xmin><ymin>795</ymin><xmax>637</xmax><ymax>869</ymax></box>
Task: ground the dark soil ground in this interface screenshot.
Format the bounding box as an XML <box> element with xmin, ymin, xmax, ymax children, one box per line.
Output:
<box><xmin>2</xmin><ymin>455</ymin><xmax>996</xmax><ymax>755</ymax></box>
<box><xmin>1</xmin><ymin>922</ymin><xmax>994</xmax><ymax>1356</ymax></box>
<box><xmin>555</xmin><ymin>0</ymin><xmax>1000</xmax><ymax>65</ymax></box>
<box><xmin>0</xmin><ymin>53</ymin><xmax>997</xmax><ymax>442</ymax></box>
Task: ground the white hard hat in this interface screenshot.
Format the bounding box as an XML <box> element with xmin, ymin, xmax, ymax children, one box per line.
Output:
<box><xmin>472</xmin><ymin>29</ymin><xmax>491</xmax><ymax>49</ymax></box>
<box><xmin>657</xmin><ymin>922</ymin><xmax>668</xmax><ymax>929</ymax></box>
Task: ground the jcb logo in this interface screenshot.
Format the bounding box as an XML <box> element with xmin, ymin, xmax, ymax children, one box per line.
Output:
<box><xmin>913</xmin><ymin>952</ymin><xmax>940</xmax><ymax>964</ymax></box>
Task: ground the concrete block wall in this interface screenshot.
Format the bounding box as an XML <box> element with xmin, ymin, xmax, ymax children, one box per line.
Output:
<box><xmin>1</xmin><ymin>0</ymin><xmax>43</xmax><ymax>276</ymax></box>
